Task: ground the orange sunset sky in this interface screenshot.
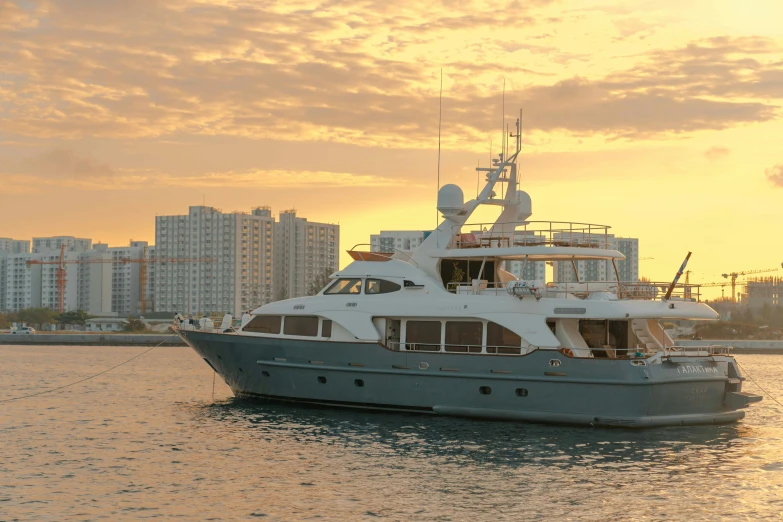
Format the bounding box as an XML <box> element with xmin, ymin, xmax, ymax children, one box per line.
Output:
<box><xmin>1</xmin><ymin>0</ymin><xmax>782</xmax><ymax>298</ymax></box>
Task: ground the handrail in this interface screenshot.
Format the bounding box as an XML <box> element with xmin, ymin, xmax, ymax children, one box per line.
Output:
<box><xmin>446</xmin><ymin>280</ymin><xmax>703</xmax><ymax>301</ymax></box>
<box><xmin>387</xmin><ymin>341</ymin><xmax>524</xmax><ymax>355</ymax></box>
<box><xmin>454</xmin><ymin>221</ymin><xmax>613</xmax><ymax>250</ymax></box>
<box><xmin>665</xmin><ymin>345</ymin><xmax>733</xmax><ymax>357</ymax></box>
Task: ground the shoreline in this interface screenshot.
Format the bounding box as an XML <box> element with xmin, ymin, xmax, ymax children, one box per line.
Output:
<box><xmin>0</xmin><ymin>333</ymin><xmax>186</xmax><ymax>347</ymax></box>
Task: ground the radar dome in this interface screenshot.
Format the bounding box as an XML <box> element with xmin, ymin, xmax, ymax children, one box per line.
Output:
<box><xmin>516</xmin><ymin>190</ymin><xmax>532</xmax><ymax>220</ymax></box>
<box><xmin>437</xmin><ymin>184</ymin><xmax>464</xmax><ymax>217</ymax></box>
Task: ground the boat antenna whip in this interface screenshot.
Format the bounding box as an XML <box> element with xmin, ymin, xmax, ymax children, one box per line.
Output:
<box><xmin>664</xmin><ymin>252</ymin><xmax>692</xmax><ymax>301</ymax></box>
<box><xmin>436</xmin><ymin>68</ymin><xmax>442</xmax><ymax>230</ymax></box>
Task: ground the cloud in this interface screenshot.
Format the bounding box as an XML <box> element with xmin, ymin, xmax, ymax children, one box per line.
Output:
<box><xmin>0</xmin><ymin>3</ymin><xmax>781</xmax><ymax>149</ymax></box>
<box><xmin>16</xmin><ymin>149</ymin><xmax>115</xmax><ymax>179</ymax></box>
<box><xmin>704</xmin><ymin>146</ymin><xmax>730</xmax><ymax>160</ymax></box>
<box><xmin>767</xmin><ymin>164</ymin><xmax>783</xmax><ymax>187</ymax></box>
<box><xmin>0</xmin><ymin>149</ymin><xmax>408</xmax><ymax>191</ymax></box>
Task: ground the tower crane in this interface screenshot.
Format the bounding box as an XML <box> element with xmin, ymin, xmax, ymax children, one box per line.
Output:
<box><xmin>721</xmin><ymin>267</ymin><xmax>780</xmax><ymax>303</ymax></box>
<box><xmin>699</xmin><ymin>281</ymin><xmax>731</xmax><ymax>300</ymax></box>
<box><xmin>26</xmin><ymin>246</ymin><xmax>215</xmax><ymax>314</ymax></box>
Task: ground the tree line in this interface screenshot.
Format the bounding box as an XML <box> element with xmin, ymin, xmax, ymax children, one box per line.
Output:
<box><xmin>0</xmin><ymin>308</ymin><xmax>148</xmax><ymax>332</ymax></box>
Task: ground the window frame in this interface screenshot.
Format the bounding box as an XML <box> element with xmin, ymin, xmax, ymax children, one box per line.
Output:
<box><xmin>283</xmin><ymin>315</ymin><xmax>320</xmax><ymax>337</ymax></box>
<box><xmin>324</xmin><ymin>278</ymin><xmax>363</xmax><ymax>295</ymax></box>
<box><xmin>243</xmin><ymin>315</ymin><xmax>282</xmax><ymax>334</ymax></box>
<box><xmin>365</xmin><ymin>278</ymin><xmax>402</xmax><ymax>295</ymax></box>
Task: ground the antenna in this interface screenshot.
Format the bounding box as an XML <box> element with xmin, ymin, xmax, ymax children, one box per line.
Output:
<box><xmin>436</xmin><ymin>68</ymin><xmax>442</xmax><ymax>229</ymax></box>
<box><xmin>476</xmin><ymin>160</ymin><xmax>480</xmax><ymax>198</ymax></box>
<box><xmin>502</xmin><ymin>78</ymin><xmax>506</xmax><ymax>160</ymax></box>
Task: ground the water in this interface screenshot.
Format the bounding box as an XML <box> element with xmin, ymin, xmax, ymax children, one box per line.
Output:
<box><xmin>2</xmin><ymin>346</ymin><xmax>782</xmax><ymax>521</ymax></box>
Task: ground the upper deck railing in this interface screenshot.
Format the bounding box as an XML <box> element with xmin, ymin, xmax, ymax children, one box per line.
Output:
<box><xmin>453</xmin><ymin>221</ymin><xmax>612</xmax><ymax>250</ymax></box>
<box><xmin>448</xmin><ymin>280</ymin><xmax>704</xmax><ymax>302</ymax></box>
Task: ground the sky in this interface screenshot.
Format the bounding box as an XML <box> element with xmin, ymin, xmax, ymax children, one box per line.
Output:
<box><xmin>1</xmin><ymin>0</ymin><xmax>782</xmax><ymax>297</ymax></box>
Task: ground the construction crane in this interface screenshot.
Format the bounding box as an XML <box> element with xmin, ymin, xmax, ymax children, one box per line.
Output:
<box><xmin>118</xmin><ymin>245</ymin><xmax>217</xmax><ymax>314</ymax></box>
<box><xmin>699</xmin><ymin>281</ymin><xmax>732</xmax><ymax>300</ymax></box>
<box><xmin>721</xmin><ymin>267</ymin><xmax>780</xmax><ymax>303</ymax></box>
<box><xmin>27</xmin><ymin>246</ymin><xmax>215</xmax><ymax>314</ymax></box>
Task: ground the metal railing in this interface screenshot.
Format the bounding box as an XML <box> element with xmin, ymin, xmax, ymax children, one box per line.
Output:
<box><xmin>665</xmin><ymin>345</ymin><xmax>733</xmax><ymax>356</ymax></box>
<box><xmin>453</xmin><ymin>221</ymin><xmax>612</xmax><ymax>250</ymax></box>
<box><xmin>387</xmin><ymin>341</ymin><xmax>524</xmax><ymax>355</ymax></box>
<box><xmin>546</xmin><ymin>281</ymin><xmax>702</xmax><ymax>302</ymax></box>
<box><xmin>446</xmin><ymin>280</ymin><xmax>703</xmax><ymax>301</ymax></box>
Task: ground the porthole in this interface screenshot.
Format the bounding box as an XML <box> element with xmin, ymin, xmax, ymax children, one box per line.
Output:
<box><xmin>318</xmin><ymin>376</ymin><xmax>327</xmax><ymax>384</ymax></box>
<box><xmin>354</xmin><ymin>379</ymin><xmax>364</xmax><ymax>387</ymax></box>
<box><xmin>515</xmin><ymin>388</ymin><xmax>529</xmax><ymax>397</ymax></box>
<box><xmin>479</xmin><ymin>386</ymin><xmax>492</xmax><ymax>395</ymax></box>
<box><xmin>261</xmin><ymin>371</ymin><xmax>270</xmax><ymax>377</ymax></box>
<box><xmin>549</xmin><ymin>359</ymin><xmax>561</xmax><ymax>367</ymax></box>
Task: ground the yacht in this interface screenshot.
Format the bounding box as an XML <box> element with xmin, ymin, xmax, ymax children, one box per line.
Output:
<box><xmin>177</xmin><ymin>115</ymin><xmax>761</xmax><ymax>427</ymax></box>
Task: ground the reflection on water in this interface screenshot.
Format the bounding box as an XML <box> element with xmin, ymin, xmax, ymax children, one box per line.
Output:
<box><xmin>200</xmin><ymin>398</ymin><xmax>755</xmax><ymax>472</ymax></box>
<box><xmin>1</xmin><ymin>346</ymin><xmax>782</xmax><ymax>521</ymax></box>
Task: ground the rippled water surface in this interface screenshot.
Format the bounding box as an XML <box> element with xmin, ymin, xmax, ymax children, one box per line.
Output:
<box><xmin>1</xmin><ymin>346</ymin><xmax>782</xmax><ymax>521</ymax></box>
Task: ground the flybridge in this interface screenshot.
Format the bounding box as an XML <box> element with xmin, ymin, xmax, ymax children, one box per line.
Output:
<box><xmin>406</xmin><ymin>108</ymin><xmax>631</xmax><ymax>286</ymax></box>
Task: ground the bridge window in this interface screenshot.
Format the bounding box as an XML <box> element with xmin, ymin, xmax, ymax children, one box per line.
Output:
<box><xmin>365</xmin><ymin>279</ymin><xmax>401</xmax><ymax>294</ymax></box>
<box><xmin>283</xmin><ymin>316</ymin><xmax>319</xmax><ymax>337</ymax></box>
<box><xmin>325</xmin><ymin>278</ymin><xmax>362</xmax><ymax>295</ymax></box>
<box><xmin>445</xmin><ymin>321</ymin><xmax>482</xmax><ymax>353</ymax></box>
<box><xmin>243</xmin><ymin>315</ymin><xmax>281</xmax><ymax>334</ymax></box>
<box><xmin>406</xmin><ymin>320</ymin><xmax>441</xmax><ymax>351</ymax></box>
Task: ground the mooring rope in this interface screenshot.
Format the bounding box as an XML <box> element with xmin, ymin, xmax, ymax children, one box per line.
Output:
<box><xmin>0</xmin><ymin>341</ymin><xmax>167</xmax><ymax>403</ymax></box>
<box><xmin>736</xmin><ymin>359</ymin><xmax>783</xmax><ymax>409</ymax></box>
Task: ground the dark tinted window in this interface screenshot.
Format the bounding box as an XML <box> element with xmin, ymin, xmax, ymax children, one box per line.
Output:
<box><xmin>406</xmin><ymin>320</ymin><xmax>441</xmax><ymax>351</ymax></box>
<box><xmin>244</xmin><ymin>315</ymin><xmax>281</xmax><ymax>334</ymax></box>
<box><xmin>325</xmin><ymin>278</ymin><xmax>362</xmax><ymax>294</ymax></box>
<box><xmin>445</xmin><ymin>321</ymin><xmax>482</xmax><ymax>353</ymax></box>
<box><xmin>365</xmin><ymin>279</ymin><xmax>402</xmax><ymax>294</ymax></box>
<box><xmin>283</xmin><ymin>316</ymin><xmax>319</xmax><ymax>336</ymax></box>
<box><xmin>321</xmin><ymin>319</ymin><xmax>332</xmax><ymax>338</ymax></box>
<box><xmin>487</xmin><ymin>322</ymin><xmax>521</xmax><ymax>348</ymax></box>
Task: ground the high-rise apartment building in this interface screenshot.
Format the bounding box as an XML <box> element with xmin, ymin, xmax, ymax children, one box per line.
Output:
<box><xmin>0</xmin><ymin>238</ymin><xmax>30</xmax><ymax>254</ymax></box>
<box><xmin>76</xmin><ymin>247</ymin><xmax>113</xmax><ymax>315</ymax></box>
<box><xmin>554</xmin><ymin>234</ymin><xmax>639</xmax><ymax>283</ymax></box>
<box><xmin>370</xmin><ymin>231</ymin><xmax>430</xmax><ymax>253</ymax></box>
<box><xmin>32</xmin><ymin>236</ymin><xmax>91</xmax><ymax>253</ymax></box>
<box><xmin>155</xmin><ymin>206</ymin><xmax>275</xmax><ymax>316</ymax></box>
<box><xmin>103</xmin><ymin>241</ymin><xmax>155</xmax><ymax>317</ymax></box>
<box><xmin>275</xmin><ymin>210</ymin><xmax>339</xmax><ymax>299</ymax></box>
<box><xmin>0</xmin><ymin>253</ymin><xmax>33</xmax><ymax>312</ymax></box>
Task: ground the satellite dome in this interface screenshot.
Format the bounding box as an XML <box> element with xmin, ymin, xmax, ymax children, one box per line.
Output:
<box><xmin>516</xmin><ymin>190</ymin><xmax>532</xmax><ymax>220</ymax></box>
<box><xmin>437</xmin><ymin>184</ymin><xmax>464</xmax><ymax>217</ymax></box>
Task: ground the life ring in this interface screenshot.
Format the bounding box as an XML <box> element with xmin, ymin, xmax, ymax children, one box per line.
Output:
<box><xmin>559</xmin><ymin>348</ymin><xmax>574</xmax><ymax>357</ymax></box>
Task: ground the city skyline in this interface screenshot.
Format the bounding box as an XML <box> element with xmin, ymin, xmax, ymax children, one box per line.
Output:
<box><xmin>1</xmin><ymin>0</ymin><xmax>782</xmax><ymax>300</ymax></box>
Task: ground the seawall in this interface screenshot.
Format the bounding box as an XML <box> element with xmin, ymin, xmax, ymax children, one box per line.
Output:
<box><xmin>0</xmin><ymin>334</ymin><xmax>186</xmax><ymax>347</ymax></box>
